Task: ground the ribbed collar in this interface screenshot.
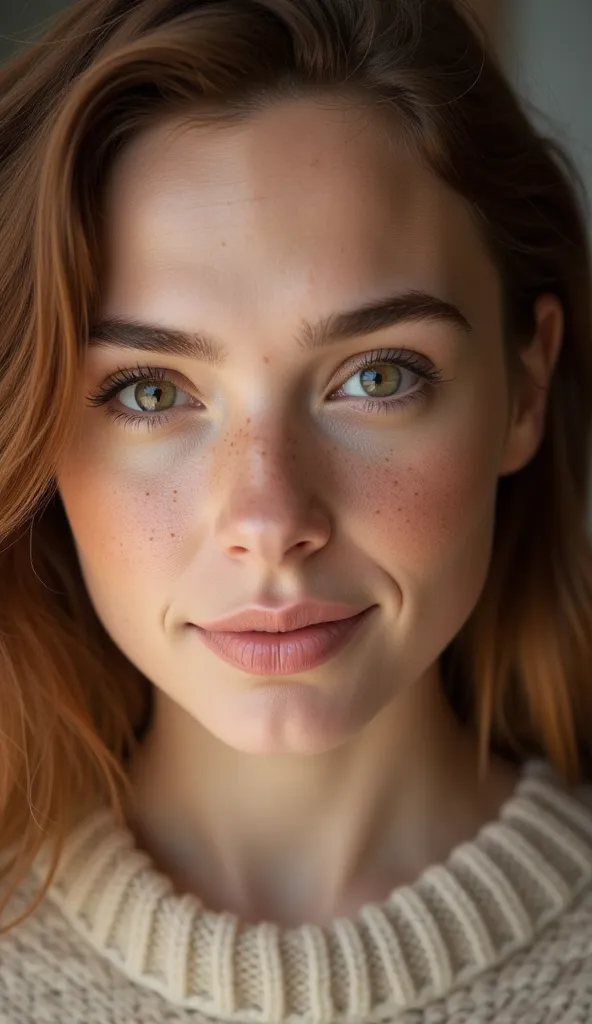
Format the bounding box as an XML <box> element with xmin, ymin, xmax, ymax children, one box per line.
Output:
<box><xmin>32</xmin><ymin>759</ymin><xmax>592</xmax><ymax>1024</ymax></box>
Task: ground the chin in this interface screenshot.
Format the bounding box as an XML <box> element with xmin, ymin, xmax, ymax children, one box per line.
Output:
<box><xmin>205</xmin><ymin>680</ymin><xmax>369</xmax><ymax>756</ymax></box>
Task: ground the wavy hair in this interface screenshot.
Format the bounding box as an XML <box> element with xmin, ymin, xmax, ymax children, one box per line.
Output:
<box><xmin>0</xmin><ymin>0</ymin><xmax>591</xmax><ymax>933</ymax></box>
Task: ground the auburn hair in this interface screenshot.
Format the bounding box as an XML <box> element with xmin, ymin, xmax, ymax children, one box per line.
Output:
<box><xmin>0</xmin><ymin>0</ymin><xmax>591</xmax><ymax>934</ymax></box>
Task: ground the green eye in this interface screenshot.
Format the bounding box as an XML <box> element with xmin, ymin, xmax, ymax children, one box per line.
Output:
<box><xmin>120</xmin><ymin>379</ymin><xmax>181</xmax><ymax>413</ymax></box>
<box><xmin>352</xmin><ymin>363</ymin><xmax>401</xmax><ymax>398</ymax></box>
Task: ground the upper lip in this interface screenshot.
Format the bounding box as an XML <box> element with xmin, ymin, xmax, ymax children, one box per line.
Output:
<box><xmin>195</xmin><ymin>601</ymin><xmax>372</xmax><ymax>633</ymax></box>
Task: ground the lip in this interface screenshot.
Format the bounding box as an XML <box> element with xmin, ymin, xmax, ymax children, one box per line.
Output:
<box><xmin>190</xmin><ymin>603</ymin><xmax>376</xmax><ymax>676</ymax></box>
<box><xmin>196</xmin><ymin>601</ymin><xmax>370</xmax><ymax>634</ymax></box>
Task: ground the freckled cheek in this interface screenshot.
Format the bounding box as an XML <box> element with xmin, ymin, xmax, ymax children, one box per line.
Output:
<box><xmin>57</xmin><ymin>456</ymin><xmax>207</xmax><ymax>585</ymax></box>
<box><xmin>335</xmin><ymin>433</ymin><xmax>497</xmax><ymax>566</ymax></box>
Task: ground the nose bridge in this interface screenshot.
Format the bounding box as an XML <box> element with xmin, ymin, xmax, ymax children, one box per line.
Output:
<box><xmin>213</xmin><ymin>413</ymin><xmax>330</xmax><ymax>565</ymax></box>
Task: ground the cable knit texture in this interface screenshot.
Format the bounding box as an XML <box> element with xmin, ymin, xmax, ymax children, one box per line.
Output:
<box><xmin>1</xmin><ymin>757</ymin><xmax>592</xmax><ymax>1022</ymax></box>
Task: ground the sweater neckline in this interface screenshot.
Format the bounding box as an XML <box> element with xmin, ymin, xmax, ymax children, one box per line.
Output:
<box><xmin>32</xmin><ymin>758</ymin><xmax>592</xmax><ymax>1024</ymax></box>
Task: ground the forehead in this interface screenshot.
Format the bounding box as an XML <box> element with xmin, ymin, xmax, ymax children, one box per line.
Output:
<box><xmin>99</xmin><ymin>96</ymin><xmax>498</xmax><ymax>321</ymax></box>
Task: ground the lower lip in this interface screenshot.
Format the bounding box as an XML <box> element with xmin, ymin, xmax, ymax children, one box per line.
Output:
<box><xmin>190</xmin><ymin>608</ymin><xmax>374</xmax><ymax>676</ymax></box>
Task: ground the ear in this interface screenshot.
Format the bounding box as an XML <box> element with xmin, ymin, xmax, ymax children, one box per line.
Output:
<box><xmin>498</xmin><ymin>293</ymin><xmax>564</xmax><ymax>477</ymax></box>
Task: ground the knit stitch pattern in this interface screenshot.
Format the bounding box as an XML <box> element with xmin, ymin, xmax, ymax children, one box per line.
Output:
<box><xmin>0</xmin><ymin>758</ymin><xmax>591</xmax><ymax>1023</ymax></box>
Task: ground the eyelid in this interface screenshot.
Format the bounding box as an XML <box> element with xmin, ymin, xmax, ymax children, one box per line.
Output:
<box><xmin>326</xmin><ymin>346</ymin><xmax>435</xmax><ymax>392</ymax></box>
<box><xmin>86</xmin><ymin>363</ymin><xmax>201</xmax><ymax>407</ymax></box>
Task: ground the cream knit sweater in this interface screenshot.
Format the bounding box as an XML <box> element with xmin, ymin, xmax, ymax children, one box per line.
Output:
<box><xmin>1</xmin><ymin>757</ymin><xmax>592</xmax><ymax>1023</ymax></box>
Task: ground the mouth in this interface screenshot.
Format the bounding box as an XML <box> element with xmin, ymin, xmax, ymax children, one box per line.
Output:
<box><xmin>195</xmin><ymin>600</ymin><xmax>372</xmax><ymax>634</ymax></box>
<box><xmin>190</xmin><ymin>606</ymin><xmax>376</xmax><ymax>676</ymax></box>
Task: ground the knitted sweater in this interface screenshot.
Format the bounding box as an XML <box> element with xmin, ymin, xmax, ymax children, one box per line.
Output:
<box><xmin>1</xmin><ymin>758</ymin><xmax>592</xmax><ymax>1023</ymax></box>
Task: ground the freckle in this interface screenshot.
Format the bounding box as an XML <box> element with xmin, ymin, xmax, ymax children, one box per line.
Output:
<box><xmin>173</xmin><ymin>490</ymin><xmax>177</xmax><ymax>494</ymax></box>
<box><xmin>385</xmin><ymin>457</ymin><xmax>390</xmax><ymax>463</ymax></box>
<box><xmin>149</xmin><ymin>536</ymin><xmax>154</xmax><ymax>541</ymax></box>
<box><xmin>246</xmin><ymin>418</ymin><xmax>251</xmax><ymax>425</ymax></box>
<box><xmin>170</xmin><ymin>532</ymin><xmax>175</xmax><ymax>538</ymax></box>
<box><xmin>374</xmin><ymin>509</ymin><xmax>381</xmax><ymax>515</ymax></box>
<box><xmin>263</xmin><ymin>356</ymin><xmax>270</xmax><ymax>364</ymax></box>
<box><xmin>145</xmin><ymin>491</ymin><xmax>150</xmax><ymax>496</ymax></box>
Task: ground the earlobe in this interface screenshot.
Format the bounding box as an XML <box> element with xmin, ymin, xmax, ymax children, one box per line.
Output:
<box><xmin>498</xmin><ymin>293</ymin><xmax>564</xmax><ymax>478</ymax></box>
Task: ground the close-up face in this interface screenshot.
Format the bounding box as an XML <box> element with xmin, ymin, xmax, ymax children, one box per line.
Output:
<box><xmin>56</xmin><ymin>95</ymin><xmax>532</xmax><ymax>756</ymax></box>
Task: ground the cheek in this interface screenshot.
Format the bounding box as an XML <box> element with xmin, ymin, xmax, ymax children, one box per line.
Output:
<box><xmin>56</xmin><ymin>444</ymin><xmax>211</xmax><ymax>620</ymax></box>
<box><xmin>336</xmin><ymin>412</ymin><xmax>502</xmax><ymax>576</ymax></box>
<box><xmin>333</xmin><ymin>412</ymin><xmax>503</xmax><ymax>654</ymax></box>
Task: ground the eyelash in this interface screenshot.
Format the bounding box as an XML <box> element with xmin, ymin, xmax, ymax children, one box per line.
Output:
<box><xmin>85</xmin><ymin>349</ymin><xmax>449</xmax><ymax>432</ymax></box>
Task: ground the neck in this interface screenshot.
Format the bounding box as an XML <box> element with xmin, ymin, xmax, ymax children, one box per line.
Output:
<box><xmin>124</xmin><ymin>668</ymin><xmax>520</xmax><ymax>927</ymax></box>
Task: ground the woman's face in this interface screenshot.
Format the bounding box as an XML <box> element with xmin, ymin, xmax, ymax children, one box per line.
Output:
<box><xmin>57</xmin><ymin>96</ymin><xmax>535</xmax><ymax>755</ymax></box>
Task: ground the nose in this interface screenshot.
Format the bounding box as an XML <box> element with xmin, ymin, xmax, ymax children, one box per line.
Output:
<box><xmin>214</xmin><ymin>427</ymin><xmax>331</xmax><ymax>568</ymax></box>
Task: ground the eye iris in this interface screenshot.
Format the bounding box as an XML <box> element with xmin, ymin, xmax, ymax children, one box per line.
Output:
<box><xmin>135</xmin><ymin>380</ymin><xmax>176</xmax><ymax>412</ymax></box>
<box><xmin>360</xmin><ymin>363</ymin><xmax>400</xmax><ymax>397</ymax></box>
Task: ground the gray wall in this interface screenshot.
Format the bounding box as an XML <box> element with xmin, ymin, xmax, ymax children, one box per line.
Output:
<box><xmin>503</xmin><ymin>0</ymin><xmax>592</xmax><ymax>244</ymax></box>
<box><xmin>0</xmin><ymin>0</ymin><xmax>64</xmax><ymax>63</ymax></box>
<box><xmin>501</xmin><ymin>1</ymin><xmax>592</xmax><ymax>526</ymax></box>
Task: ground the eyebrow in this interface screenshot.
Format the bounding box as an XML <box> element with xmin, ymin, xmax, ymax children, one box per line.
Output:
<box><xmin>88</xmin><ymin>289</ymin><xmax>472</xmax><ymax>365</ymax></box>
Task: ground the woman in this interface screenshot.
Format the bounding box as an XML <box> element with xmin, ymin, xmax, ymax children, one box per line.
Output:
<box><xmin>0</xmin><ymin>0</ymin><xmax>591</xmax><ymax>1020</ymax></box>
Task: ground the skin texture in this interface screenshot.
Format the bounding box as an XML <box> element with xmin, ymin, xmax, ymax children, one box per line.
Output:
<box><xmin>57</xmin><ymin>96</ymin><xmax>563</xmax><ymax>927</ymax></box>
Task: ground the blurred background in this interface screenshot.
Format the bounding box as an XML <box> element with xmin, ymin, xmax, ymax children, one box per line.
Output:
<box><xmin>1</xmin><ymin>0</ymin><xmax>591</xmax><ymax>522</ymax></box>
